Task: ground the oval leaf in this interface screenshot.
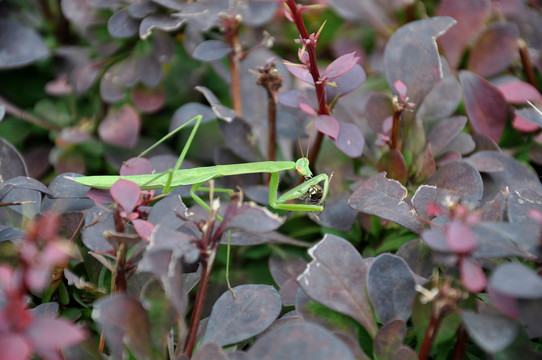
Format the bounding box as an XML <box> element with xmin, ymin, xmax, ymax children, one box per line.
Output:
<box><xmin>98</xmin><ymin>104</ymin><xmax>141</xmax><ymax>148</ymax></box>
<box><xmin>92</xmin><ymin>294</ymin><xmax>153</xmax><ymax>360</ymax></box>
<box><xmin>315</xmin><ymin>115</ymin><xmax>340</xmax><ymax>139</ymax></box>
<box><xmin>331</xmin><ymin>122</ymin><xmax>364</xmax><ymax>158</ymax></box>
<box><xmin>467</xmin><ymin>22</ymin><xmax>519</xmax><ymax>78</ymax></box>
<box><xmin>247</xmin><ymin>322</ymin><xmax>355</xmax><ymax>360</ymax></box>
<box><xmin>0</xmin><ymin>20</ymin><xmax>49</xmax><ymax>69</ymax></box>
<box><xmin>367</xmin><ymin>254</ymin><xmax>417</xmax><ymax>323</ymax></box>
<box><xmin>193</xmin><ymin>40</ymin><xmax>232</xmax><ymax>62</ymax></box>
<box><xmin>461</xmin><ymin>311</ymin><xmax>518</xmax><ymax>353</ymax></box>
<box><xmin>108</xmin><ymin>8</ymin><xmax>139</xmax><ymax>38</ymax></box>
<box><xmin>349</xmin><ymin>173</ymin><xmax>424</xmax><ymax>234</ymax></box>
<box><xmin>436</xmin><ymin>0</ymin><xmax>491</xmax><ymax>69</ymax></box>
<box><xmin>297</xmin><ymin>234</ymin><xmax>377</xmax><ymax>336</ymax></box>
<box><xmin>459</xmin><ymin>70</ymin><xmax>508</xmax><ymax>142</ymax></box>
<box><xmin>488</xmin><ymin>262</ymin><xmax>542</xmax><ymax>299</ymax></box>
<box><xmin>384</xmin><ymin>17</ymin><xmax>456</xmax><ymax>106</ymax></box>
<box><xmin>201</xmin><ymin>284</ymin><xmax>281</xmax><ymax>346</ymax></box>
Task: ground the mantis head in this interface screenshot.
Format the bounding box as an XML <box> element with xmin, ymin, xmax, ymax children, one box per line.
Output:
<box><xmin>295</xmin><ymin>157</ymin><xmax>313</xmax><ymax>179</ymax></box>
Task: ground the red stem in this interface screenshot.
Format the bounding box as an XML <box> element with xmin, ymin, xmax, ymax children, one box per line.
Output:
<box><xmin>285</xmin><ymin>0</ymin><xmax>329</xmax><ymax>163</ymax></box>
<box><xmin>419</xmin><ymin>312</ymin><xmax>442</xmax><ymax>360</ymax></box>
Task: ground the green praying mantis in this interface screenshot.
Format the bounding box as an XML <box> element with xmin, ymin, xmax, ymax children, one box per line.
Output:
<box><xmin>73</xmin><ymin>114</ymin><xmax>330</xmax><ymax>215</ymax></box>
<box><xmin>72</xmin><ymin>114</ymin><xmax>329</xmax><ymax>296</ymax></box>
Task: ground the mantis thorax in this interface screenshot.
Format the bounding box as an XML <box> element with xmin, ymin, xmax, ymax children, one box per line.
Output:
<box><xmin>295</xmin><ymin>157</ymin><xmax>313</xmax><ymax>178</ymax></box>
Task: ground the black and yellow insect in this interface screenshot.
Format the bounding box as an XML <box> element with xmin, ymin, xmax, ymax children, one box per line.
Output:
<box><xmin>304</xmin><ymin>184</ymin><xmax>324</xmax><ymax>205</ymax></box>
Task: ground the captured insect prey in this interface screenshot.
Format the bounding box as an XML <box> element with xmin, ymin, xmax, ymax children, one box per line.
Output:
<box><xmin>304</xmin><ymin>184</ymin><xmax>324</xmax><ymax>205</ymax></box>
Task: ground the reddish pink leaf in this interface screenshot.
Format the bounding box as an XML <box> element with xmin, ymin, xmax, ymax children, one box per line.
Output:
<box><xmin>87</xmin><ymin>188</ymin><xmax>115</xmax><ymax>204</ymax></box>
<box><xmin>467</xmin><ymin>22</ymin><xmax>519</xmax><ymax>78</ymax></box>
<box><xmin>25</xmin><ymin>265</ymin><xmax>53</xmax><ymax>292</ymax></box>
<box><xmin>446</xmin><ymin>220</ymin><xmax>477</xmax><ymax>253</ymax></box>
<box><xmin>110</xmin><ymin>179</ymin><xmax>141</xmax><ymax>213</ymax></box>
<box><xmin>283</xmin><ymin>61</ymin><xmax>314</xmax><ymax>85</ymax></box>
<box><xmin>460</xmin><ymin>257</ymin><xmax>486</xmax><ymax>292</ymax></box>
<box><xmin>394</xmin><ymin>80</ymin><xmax>407</xmax><ymax>99</ymax></box>
<box><xmin>120</xmin><ymin>157</ymin><xmax>153</xmax><ymax>176</ymax></box>
<box><xmin>459</xmin><ymin>71</ymin><xmax>507</xmax><ymax>142</ymax></box>
<box><xmin>512</xmin><ymin>114</ymin><xmax>540</xmax><ymax>133</ymax></box>
<box><xmin>0</xmin><ymin>334</ymin><xmax>32</xmax><ymax>360</ymax></box>
<box><xmin>322</xmin><ymin>52</ymin><xmax>360</xmax><ymax>81</ymax></box>
<box><xmin>436</xmin><ymin>0</ymin><xmax>491</xmax><ymax>69</ymax></box>
<box><xmin>26</xmin><ymin>317</ymin><xmax>86</xmax><ymax>350</ymax></box>
<box><xmin>0</xmin><ymin>265</ymin><xmax>14</xmax><ymax>289</ymax></box>
<box><xmin>98</xmin><ymin>104</ymin><xmax>141</xmax><ymax>148</ymax></box>
<box><xmin>498</xmin><ymin>81</ymin><xmax>542</xmax><ymax>104</ymax></box>
<box><xmin>131</xmin><ymin>86</ymin><xmax>166</xmax><ymax>113</ymax></box>
<box><xmin>299</xmin><ymin>102</ymin><xmax>317</xmax><ymax>117</ymax></box>
<box><xmin>315</xmin><ymin>115</ymin><xmax>340</xmax><ymax>140</ymax></box>
<box><xmin>487</xmin><ymin>287</ymin><xmax>519</xmax><ymax>318</ymax></box>
<box><xmin>132</xmin><ymin>219</ymin><xmax>155</xmax><ymax>242</ymax></box>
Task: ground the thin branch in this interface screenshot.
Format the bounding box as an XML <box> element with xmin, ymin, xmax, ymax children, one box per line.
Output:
<box><xmin>0</xmin><ymin>95</ymin><xmax>62</xmax><ymax>131</ymax></box>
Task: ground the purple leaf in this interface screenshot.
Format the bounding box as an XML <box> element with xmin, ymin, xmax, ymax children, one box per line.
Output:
<box><xmin>322</xmin><ymin>52</ymin><xmax>360</xmax><ymax>81</ymax></box>
<box><xmin>99</xmin><ymin>71</ymin><xmax>125</xmax><ymax>103</ymax></box>
<box><xmin>384</xmin><ymin>17</ymin><xmax>456</xmax><ymax>106</ymax></box>
<box><xmin>297</xmin><ymin>234</ymin><xmax>377</xmax><ymax>337</ymax></box>
<box><xmin>377</xmin><ymin>149</ymin><xmax>408</xmax><ymax>185</ymax></box>
<box><xmin>120</xmin><ymin>157</ymin><xmax>153</xmax><ymax>176</ymax></box>
<box><xmin>201</xmin><ymin>285</ymin><xmax>281</xmax><ymax>346</ymax></box>
<box><xmin>132</xmin><ymin>219</ymin><xmax>154</xmax><ymax>242</ymax></box>
<box><xmin>331</xmin><ymin>122</ymin><xmax>364</xmax><ymax>158</ymax></box>
<box><xmin>326</xmin><ymin>64</ymin><xmax>366</xmax><ymax>100</ymax></box>
<box><xmin>70</xmin><ymin>60</ymin><xmax>104</xmax><ymax>95</ymax></box>
<box><xmin>366</xmin><ymin>93</ymin><xmax>393</xmax><ymax>134</ymax></box>
<box><xmin>108</xmin><ymin>8</ymin><xmax>139</xmax><ymax>38</ymax></box>
<box><xmin>170</xmin><ymin>102</ymin><xmax>216</xmax><ymax>133</ymax></box>
<box><xmin>498</xmin><ymin>80</ymin><xmax>542</xmax><ymax>104</ymax></box>
<box><xmin>0</xmin><ymin>138</ymin><xmax>27</xmax><ymax>181</ymax></box>
<box><xmin>269</xmin><ymin>255</ymin><xmax>307</xmax><ymax>306</ymax></box>
<box><xmin>299</xmin><ymin>101</ymin><xmax>317</xmax><ymax>117</ymax></box>
<box><xmin>460</xmin><ymin>257</ymin><xmax>486</xmax><ymax>292</ymax></box>
<box><xmin>459</xmin><ymin>70</ymin><xmax>508</xmax><ymax>142</ymax></box>
<box><xmin>427</xmin><ymin>116</ymin><xmax>467</xmax><ymax>156</ymax></box>
<box><xmin>82</xmin><ymin>208</ymin><xmax>115</xmax><ymax>252</ymax></box>
<box><xmin>461</xmin><ymin>311</ymin><xmax>518</xmax><ymax>353</ymax></box>
<box><xmin>192</xmin><ymin>40</ymin><xmax>233</xmax><ymax>62</ymax></box>
<box><xmin>367</xmin><ymin>254</ymin><xmax>417</xmax><ymax>323</ymax></box>
<box><xmin>426</xmin><ymin>161</ymin><xmax>483</xmax><ymax>203</ymax></box>
<box><xmin>131</xmin><ymin>86</ymin><xmax>165</xmax><ymax>113</ymax></box>
<box><xmin>0</xmin><ymin>20</ymin><xmax>50</xmax><ymax>69</ymax></box>
<box><xmin>446</xmin><ymin>220</ymin><xmax>477</xmax><ymax>253</ymax></box>
<box><xmin>87</xmin><ymin>188</ymin><xmax>115</xmax><ymax>204</ymax></box>
<box><xmin>247</xmin><ymin>322</ymin><xmax>355</xmax><ymax>360</ymax></box>
<box><xmin>417</xmin><ymin>76</ymin><xmax>462</xmax><ymax>121</ymax></box>
<box><xmin>315</xmin><ymin>115</ymin><xmax>340</xmax><ymax>139</ymax></box>
<box><xmin>193</xmin><ymin>343</ymin><xmax>229</xmax><ymax>360</ymax></box>
<box><xmin>436</xmin><ymin>0</ymin><xmax>491</xmax><ymax>69</ymax></box>
<box><xmin>98</xmin><ymin>104</ymin><xmax>141</xmax><ymax>148</ymax></box>
<box><xmin>110</xmin><ymin>179</ymin><xmax>141</xmax><ymax>213</ymax></box>
<box><xmin>349</xmin><ymin>173</ymin><xmax>424</xmax><ymax>234</ymax></box>
<box><xmin>374</xmin><ymin>319</ymin><xmax>407</xmax><ymax>360</ymax></box>
<box><xmin>467</xmin><ymin>22</ymin><xmax>520</xmax><ymax>78</ymax></box>
<box><xmin>488</xmin><ymin>262</ymin><xmax>542</xmax><ymax>299</ymax></box>
<box><xmin>92</xmin><ymin>294</ymin><xmax>153</xmax><ymax>360</ymax></box>
<box><xmin>139</xmin><ymin>14</ymin><xmax>185</xmax><ymax>40</ymax></box>
<box><xmin>195</xmin><ymin>86</ymin><xmax>237</xmax><ymax>122</ymax></box>
<box><xmin>283</xmin><ymin>61</ymin><xmax>314</xmax><ymax>85</ymax></box>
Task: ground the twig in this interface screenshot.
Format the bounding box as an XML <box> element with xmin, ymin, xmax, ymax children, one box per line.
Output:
<box><xmin>0</xmin><ymin>95</ymin><xmax>62</xmax><ymax>131</ymax></box>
